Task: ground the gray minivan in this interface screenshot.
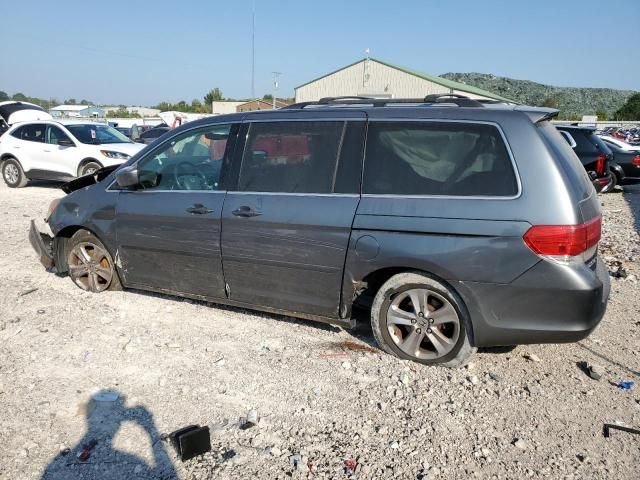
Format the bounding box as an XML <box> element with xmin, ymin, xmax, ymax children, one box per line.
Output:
<box><xmin>30</xmin><ymin>95</ymin><xmax>610</xmax><ymax>367</ymax></box>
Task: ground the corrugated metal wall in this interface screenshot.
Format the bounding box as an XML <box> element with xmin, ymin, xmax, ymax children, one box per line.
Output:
<box><xmin>295</xmin><ymin>60</ymin><xmax>492</xmax><ymax>102</ymax></box>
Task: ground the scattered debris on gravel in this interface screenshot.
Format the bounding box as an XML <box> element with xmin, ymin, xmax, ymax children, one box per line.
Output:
<box><xmin>0</xmin><ymin>181</ymin><xmax>638</xmax><ymax>479</ymax></box>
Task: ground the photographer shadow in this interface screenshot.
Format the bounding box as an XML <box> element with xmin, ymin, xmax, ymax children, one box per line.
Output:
<box><xmin>41</xmin><ymin>390</ymin><xmax>177</xmax><ymax>480</ymax></box>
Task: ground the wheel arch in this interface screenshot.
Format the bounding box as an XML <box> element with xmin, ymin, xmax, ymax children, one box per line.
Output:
<box><xmin>1</xmin><ymin>153</ymin><xmax>20</xmax><ymax>167</ymax></box>
<box><xmin>53</xmin><ymin>225</ymin><xmax>113</xmax><ymax>274</ymax></box>
<box><xmin>347</xmin><ymin>266</ymin><xmax>476</xmax><ymax>345</ymax></box>
<box><xmin>609</xmin><ymin>163</ymin><xmax>624</xmax><ymax>182</ymax></box>
<box><xmin>77</xmin><ymin>158</ymin><xmax>102</xmax><ymax>177</ymax></box>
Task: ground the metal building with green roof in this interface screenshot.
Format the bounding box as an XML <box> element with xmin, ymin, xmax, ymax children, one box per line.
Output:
<box><xmin>294</xmin><ymin>57</ymin><xmax>513</xmax><ymax>103</ymax></box>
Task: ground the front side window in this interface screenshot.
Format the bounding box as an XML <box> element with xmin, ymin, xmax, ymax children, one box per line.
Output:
<box><xmin>19</xmin><ymin>124</ymin><xmax>45</xmax><ymax>143</ymax></box>
<box><xmin>136</xmin><ymin>124</ymin><xmax>232</xmax><ymax>191</ymax></box>
<box><xmin>238</xmin><ymin>121</ymin><xmax>345</xmax><ymax>193</ymax></box>
<box><xmin>363</xmin><ymin>121</ymin><xmax>518</xmax><ymax>197</ymax></box>
<box><xmin>46</xmin><ymin>126</ymin><xmax>72</xmax><ymax>145</ymax></box>
<box><xmin>66</xmin><ymin>124</ymin><xmax>131</xmax><ymax>145</ymax></box>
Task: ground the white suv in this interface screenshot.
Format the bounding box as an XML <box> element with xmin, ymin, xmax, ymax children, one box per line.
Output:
<box><xmin>0</xmin><ymin>120</ymin><xmax>146</xmax><ymax>187</ymax></box>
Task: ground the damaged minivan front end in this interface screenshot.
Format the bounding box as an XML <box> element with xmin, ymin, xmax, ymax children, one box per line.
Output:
<box><xmin>28</xmin><ymin>165</ymin><xmax>120</xmax><ymax>272</ymax></box>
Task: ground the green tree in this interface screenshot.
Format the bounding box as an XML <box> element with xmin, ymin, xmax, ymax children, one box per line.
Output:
<box><xmin>541</xmin><ymin>97</ymin><xmax>558</xmax><ymax>109</ymax></box>
<box><xmin>262</xmin><ymin>93</ymin><xmax>273</xmax><ymax>101</ymax></box>
<box><xmin>203</xmin><ymin>88</ymin><xmax>223</xmax><ymax>106</ymax></box>
<box><xmin>615</xmin><ymin>93</ymin><xmax>640</xmax><ymax>120</ymax></box>
<box><xmin>12</xmin><ymin>93</ymin><xmax>27</xmax><ymax>101</ymax></box>
<box><xmin>66</xmin><ymin>98</ymin><xmax>77</xmax><ymax>105</ymax></box>
<box><xmin>191</xmin><ymin>98</ymin><xmax>203</xmax><ymax>111</ymax></box>
<box><xmin>596</xmin><ymin>111</ymin><xmax>608</xmax><ymax>121</ymax></box>
<box><xmin>0</xmin><ymin>90</ymin><xmax>9</xmax><ymax>101</ymax></box>
<box><xmin>106</xmin><ymin>108</ymin><xmax>140</xmax><ymax>118</ymax></box>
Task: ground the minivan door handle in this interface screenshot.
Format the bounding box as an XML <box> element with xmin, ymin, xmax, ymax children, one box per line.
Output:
<box><xmin>231</xmin><ymin>206</ymin><xmax>262</xmax><ymax>218</ymax></box>
<box><xmin>186</xmin><ymin>204</ymin><xmax>214</xmax><ymax>215</ymax></box>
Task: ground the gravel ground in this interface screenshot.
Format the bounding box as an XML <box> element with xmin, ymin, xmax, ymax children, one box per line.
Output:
<box><xmin>0</xmin><ymin>180</ymin><xmax>638</xmax><ymax>480</ymax></box>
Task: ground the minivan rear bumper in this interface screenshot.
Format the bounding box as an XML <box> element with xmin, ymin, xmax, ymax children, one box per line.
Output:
<box><xmin>457</xmin><ymin>256</ymin><xmax>610</xmax><ymax>347</ymax></box>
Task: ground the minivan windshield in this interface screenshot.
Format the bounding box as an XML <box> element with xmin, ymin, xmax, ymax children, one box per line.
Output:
<box><xmin>66</xmin><ymin>124</ymin><xmax>132</xmax><ymax>145</ymax></box>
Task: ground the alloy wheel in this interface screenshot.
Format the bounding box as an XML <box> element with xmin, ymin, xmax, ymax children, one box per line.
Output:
<box><xmin>4</xmin><ymin>164</ymin><xmax>19</xmax><ymax>184</ymax></box>
<box><xmin>386</xmin><ymin>288</ymin><xmax>460</xmax><ymax>360</ymax></box>
<box><xmin>67</xmin><ymin>242</ymin><xmax>114</xmax><ymax>292</ymax></box>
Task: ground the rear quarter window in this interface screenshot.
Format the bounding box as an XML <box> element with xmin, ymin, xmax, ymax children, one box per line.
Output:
<box><xmin>363</xmin><ymin>121</ymin><xmax>518</xmax><ymax>197</ymax></box>
<box><xmin>17</xmin><ymin>124</ymin><xmax>45</xmax><ymax>143</ymax></box>
<box><xmin>539</xmin><ymin>122</ymin><xmax>593</xmax><ymax>196</ymax></box>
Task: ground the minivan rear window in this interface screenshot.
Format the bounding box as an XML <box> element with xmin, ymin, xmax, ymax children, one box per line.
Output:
<box><xmin>363</xmin><ymin>121</ymin><xmax>518</xmax><ymax>197</ymax></box>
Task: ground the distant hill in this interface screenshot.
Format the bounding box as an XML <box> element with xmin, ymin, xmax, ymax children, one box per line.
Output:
<box><xmin>440</xmin><ymin>72</ymin><xmax>636</xmax><ymax>119</ymax></box>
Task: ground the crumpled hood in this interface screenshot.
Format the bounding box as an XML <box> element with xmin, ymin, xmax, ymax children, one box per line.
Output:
<box><xmin>61</xmin><ymin>165</ymin><xmax>119</xmax><ymax>194</ymax></box>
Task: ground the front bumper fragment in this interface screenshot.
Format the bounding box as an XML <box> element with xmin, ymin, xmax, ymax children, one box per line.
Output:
<box><xmin>29</xmin><ymin>220</ymin><xmax>55</xmax><ymax>270</ymax></box>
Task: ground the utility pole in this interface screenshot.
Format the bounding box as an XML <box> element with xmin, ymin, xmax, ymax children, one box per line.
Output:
<box><xmin>363</xmin><ymin>48</ymin><xmax>371</xmax><ymax>88</ymax></box>
<box><xmin>272</xmin><ymin>72</ymin><xmax>281</xmax><ymax>109</ymax></box>
<box><xmin>251</xmin><ymin>0</ymin><xmax>256</xmax><ymax>99</ymax></box>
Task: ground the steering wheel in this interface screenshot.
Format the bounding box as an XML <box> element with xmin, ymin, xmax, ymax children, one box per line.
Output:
<box><xmin>172</xmin><ymin>161</ymin><xmax>208</xmax><ymax>190</ymax></box>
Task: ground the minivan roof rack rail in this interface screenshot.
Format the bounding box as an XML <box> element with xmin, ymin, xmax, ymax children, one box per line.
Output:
<box><xmin>282</xmin><ymin>94</ymin><xmax>484</xmax><ymax>109</ymax></box>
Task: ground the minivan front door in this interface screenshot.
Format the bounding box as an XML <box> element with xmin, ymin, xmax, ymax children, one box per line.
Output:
<box><xmin>221</xmin><ymin>119</ymin><xmax>365</xmax><ymax>318</ymax></box>
<box><xmin>115</xmin><ymin>123</ymin><xmax>238</xmax><ymax>298</ymax></box>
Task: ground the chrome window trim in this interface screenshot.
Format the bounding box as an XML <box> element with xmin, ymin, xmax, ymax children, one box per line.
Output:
<box><xmin>227</xmin><ymin>191</ymin><xmax>359</xmax><ymax>198</ymax></box>
<box><xmin>361</xmin><ymin>118</ymin><xmax>522</xmax><ymax>200</ymax></box>
<box><xmin>241</xmin><ymin>118</ymin><xmax>367</xmax><ymax>124</ymax></box>
<box><xmin>117</xmin><ymin>189</ymin><xmax>227</xmax><ymax>194</ymax></box>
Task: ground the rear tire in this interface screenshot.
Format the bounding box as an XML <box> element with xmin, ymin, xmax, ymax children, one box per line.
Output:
<box><xmin>606</xmin><ymin>170</ymin><xmax>620</xmax><ymax>193</ymax></box>
<box><xmin>78</xmin><ymin>161</ymin><xmax>102</xmax><ymax>177</ymax></box>
<box><xmin>371</xmin><ymin>272</ymin><xmax>476</xmax><ymax>367</ymax></box>
<box><xmin>2</xmin><ymin>158</ymin><xmax>28</xmax><ymax>188</ymax></box>
<box><xmin>66</xmin><ymin>229</ymin><xmax>122</xmax><ymax>292</ymax></box>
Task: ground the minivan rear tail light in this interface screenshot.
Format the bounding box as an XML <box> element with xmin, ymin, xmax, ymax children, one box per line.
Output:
<box><xmin>595</xmin><ymin>154</ymin><xmax>606</xmax><ymax>175</ymax></box>
<box><xmin>632</xmin><ymin>155</ymin><xmax>640</xmax><ymax>167</ymax></box>
<box><xmin>523</xmin><ymin>216</ymin><xmax>601</xmax><ymax>263</ymax></box>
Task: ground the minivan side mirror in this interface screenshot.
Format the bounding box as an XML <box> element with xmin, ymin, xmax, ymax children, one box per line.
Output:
<box><xmin>57</xmin><ymin>138</ymin><xmax>75</xmax><ymax>147</ymax></box>
<box><xmin>115</xmin><ymin>165</ymin><xmax>139</xmax><ymax>188</ymax></box>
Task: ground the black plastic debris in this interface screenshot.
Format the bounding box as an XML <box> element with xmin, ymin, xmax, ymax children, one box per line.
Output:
<box><xmin>239</xmin><ymin>409</ymin><xmax>259</xmax><ymax>430</ymax></box>
<box><xmin>168</xmin><ymin>425</ymin><xmax>211</xmax><ymax>461</ymax></box>
<box><xmin>603</xmin><ymin>423</ymin><xmax>640</xmax><ymax>438</ymax></box>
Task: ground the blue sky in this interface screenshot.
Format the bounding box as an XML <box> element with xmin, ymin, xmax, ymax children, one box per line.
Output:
<box><xmin>1</xmin><ymin>0</ymin><xmax>638</xmax><ymax>106</ymax></box>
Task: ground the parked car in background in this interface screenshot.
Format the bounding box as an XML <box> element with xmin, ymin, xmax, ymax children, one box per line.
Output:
<box><xmin>599</xmin><ymin>135</ymin><xmax>640</xmax><ymax>188</ymax></box>
<box><xmin>29</xmin><ymin>95</ymin><xmax>609</xmax><ymax>367</ymax></box>
<box><xmin>556</xmin><ymin>125</ymin><xmax>613</xmax><ymax>192</ymax></box>
<box><xmin>115</xmin><ymin>126</ymin><xmax>132</xmax><ymax>138</ymax></box>
<box><xmin>129</xmin><ymin>124</ymin><xmax>154</xmax><ymax>142</ymax></box>
<box><xmin>0</xmin><ymin>101</ymin><xmax>52</xmax><ymax>137</ymax></box>
<box><xmin>0</xmin><ymin>120</ymin><xmax>145</xmax><ymax>187</ymax></box>
<box><xmin>130</xmin><ymin>123</ymin><xmax>168</xmax><ymax>143</ymax></box>
<box><xmin>136</xmin><ymin>126</ymin><xmax>170</xmax><ymax>145</ymax></box>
